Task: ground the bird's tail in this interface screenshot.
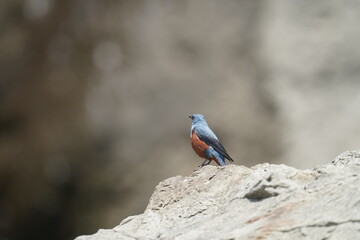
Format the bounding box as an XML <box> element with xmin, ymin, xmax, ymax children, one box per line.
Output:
<box><xmin>212</xmin><ymin>151</ymin><xmax>226</xmax><ymax>166</ymax></box>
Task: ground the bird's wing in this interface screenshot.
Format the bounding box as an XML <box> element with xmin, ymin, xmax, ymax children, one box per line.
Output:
<box><xmin>195</xmin><ymin>126</ymin><xmax>234</xmax><ymax>162</ymax></box>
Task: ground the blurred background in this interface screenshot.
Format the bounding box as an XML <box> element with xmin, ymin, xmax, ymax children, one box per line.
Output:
<box><xmin>1</xmin><ymin>0</ymin><xmax>360</xmax><ymax>239</ymax></box>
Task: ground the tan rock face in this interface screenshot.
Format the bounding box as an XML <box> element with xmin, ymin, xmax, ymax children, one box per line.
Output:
<box><xmin>76</xmin><ymin>151</ymin><xmax>360</xmax><ymax>240</ymax></box>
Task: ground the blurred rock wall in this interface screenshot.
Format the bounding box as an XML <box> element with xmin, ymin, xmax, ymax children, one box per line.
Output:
<box><xmin>260</xmin><ymin>0</ymin><xmax>360</xmax><ymax>166</ymax></box>
<box><xmin>0</xmin><ymin>0</ymin><xmax>359</xmax><ymax>240</ymax></box>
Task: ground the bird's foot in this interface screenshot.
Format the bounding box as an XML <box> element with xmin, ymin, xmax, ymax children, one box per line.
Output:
<box><xmin>193</xmin><ymin>160</ymin><xmax>211</xmax><ymax>171</ymax></box>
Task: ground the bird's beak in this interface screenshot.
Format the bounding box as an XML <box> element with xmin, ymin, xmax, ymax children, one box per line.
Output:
<box><xmin>188</xmin><ymin>115</ymin><xmax>192</xmax><ymax>119</ymax></box>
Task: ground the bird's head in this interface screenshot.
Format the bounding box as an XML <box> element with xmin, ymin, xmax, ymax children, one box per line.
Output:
<box><xmin>189</xmin><ymin>114</ymin><xmax>206</xmax><ymax>124</ymax></box>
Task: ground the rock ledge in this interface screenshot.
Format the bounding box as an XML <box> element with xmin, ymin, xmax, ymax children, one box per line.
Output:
<box><xmin>76</xmin><ymin>151</ymin><xmax>360</xmax><ymax>239</ymax></box>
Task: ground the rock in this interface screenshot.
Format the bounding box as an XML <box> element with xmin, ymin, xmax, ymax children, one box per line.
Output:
<box><xmin>76</xmin><ymin>151</ymin><xmax>360</xmax><ymax>240</ymax></box>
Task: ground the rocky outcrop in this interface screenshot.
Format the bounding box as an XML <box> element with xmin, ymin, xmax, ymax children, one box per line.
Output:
<box><xmin>76</xmin><ymin>151</ymin><xmax>360</xmax><ymax>239</ymax></box>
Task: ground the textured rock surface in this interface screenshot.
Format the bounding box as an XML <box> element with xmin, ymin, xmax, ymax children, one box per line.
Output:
<box><xmin>76</xmin><ymin>151</ymin><xmax>360</xmax><ymax>240</ymax></box>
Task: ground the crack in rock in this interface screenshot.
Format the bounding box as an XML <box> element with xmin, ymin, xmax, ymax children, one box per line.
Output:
<box><xmin>277</xmin><ymin>219</ymin><xmax>360</xmax><ymax>233</ymax></box>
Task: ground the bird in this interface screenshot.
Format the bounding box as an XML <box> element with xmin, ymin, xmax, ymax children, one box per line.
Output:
<box><xmin>189</xmin><ymin>114</ymin><xmax>234</xmax><ymax>167</ymax></box>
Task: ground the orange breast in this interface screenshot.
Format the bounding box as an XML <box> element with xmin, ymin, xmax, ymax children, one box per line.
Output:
<box><xmin>190</xmin><ymin>130</ymin><xmax>209</xmax><ymax>159</ymax></box>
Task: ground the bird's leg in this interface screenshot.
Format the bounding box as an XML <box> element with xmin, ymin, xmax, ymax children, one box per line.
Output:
<box><xmin>194</xmin><ymin>159</ymin><xmax>211</xmax><ymax>172</ymax></box>
<box><xmin>199</xmin><ymin>159</ymin><xmax>211</xmax><ymax>167</ymax></box>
